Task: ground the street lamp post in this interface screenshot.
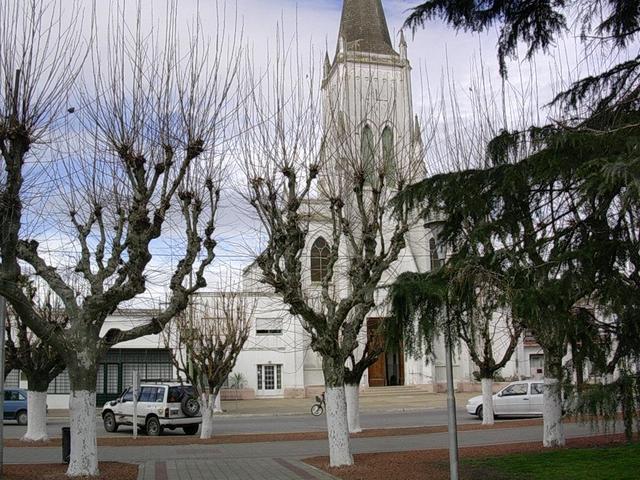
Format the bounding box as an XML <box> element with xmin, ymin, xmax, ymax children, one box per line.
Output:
<box><xmin>444</xmin><ymin>310</ymin><xmax>459</xmax><ymax>480</ymax></box>
<box><xmin>425</xmin><ymin>216</ymin><xmax>459</xmax><ymax>480</ymax></box>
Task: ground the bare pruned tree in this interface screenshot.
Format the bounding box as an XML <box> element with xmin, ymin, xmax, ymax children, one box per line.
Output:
<box><xmin>166</xmin><ymin>292</ymin><xmax>252</xmax><ymax>439</ymax></box>
<box><xmin>239</xmin><ymin>31</ymin><xmax>418</xmax><ymax>466</ymax></box>
<box><xmin>0</xmin><ymin>1</ymin><xmax>241</xmax><ymax>476</ymax></box>
<box><xmin>5</xmin><ymin>279</ymin><xmax>67</xmax><ymax>441</ymax></box>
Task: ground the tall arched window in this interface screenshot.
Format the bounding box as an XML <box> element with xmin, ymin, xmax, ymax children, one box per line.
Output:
<box><xmin>361</xmin><ymin>124</ymin><xmax>375</xmax><ymax>184</ymax></box>
<box><xmin>310</xmin><ymin>237</ymin><xmax>330</xmax><ymax>282</ymax></box>
<box><xmin>429</xmin><ymin>238</ymin><xmax>443</xmax><ymax>270</ymax></box>
<box><xmin>382</xmin><ymin>126</ymin><xmax>395</xmax><ymax>185</ymax></box>
<box><xmin>337</xmin><ymin>112</ymin><xmax>347</xmax><ymax>140</ymax></box>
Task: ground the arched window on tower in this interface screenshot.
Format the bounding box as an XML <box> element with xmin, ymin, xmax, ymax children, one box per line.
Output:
<box><xmin>361</xmin><ymin>124</ymin><xmax>375</xmax><ymax>184</ymax></box>
<box><xmin>429</xmin><ymin>238</ymin><xmax>444</xmax><ymax>270</ymax></box>
<box><xmin>337</xmin><ymin>112</ymin><xmax>347</xmax><ymax>140</ymax></box>
<box><xmin>382</xmin><ymin>126</ymin><xmax>395</xmax><ymax>186</ymax></box>
<box><xmin>310</xmin><ymin>237</ymin><xmax>331</xmax><ymax>282</ymax></box>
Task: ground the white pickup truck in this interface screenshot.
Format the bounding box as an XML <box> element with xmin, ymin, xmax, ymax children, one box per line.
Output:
<box><xmin>101</xmin><ymin>382</ymin><xmax>201</xmax><ymax>436</ymax></box>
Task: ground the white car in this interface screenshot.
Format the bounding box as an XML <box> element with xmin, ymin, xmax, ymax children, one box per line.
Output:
<box><xmin>102</xmin><ymin>382</ymin><xmax>201</xmax><ymax>436</ymax></box>
<box><xmin>466</xmin><ymin>380</ymin><xmax>544</xmax><ymax>420</ymax></box>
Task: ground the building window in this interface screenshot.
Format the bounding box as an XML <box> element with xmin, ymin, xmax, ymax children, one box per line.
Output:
<box><xmin>382</xmin><ymin>126</ymin><xmax>395</xmax><ymax>185</ymax></box>
<box><xmin>257</xmin><ymin>364</ymin><xmax>282</xmax><ymax>391</ymax></box>
<box><xmin>361</xmin><ymin>124</ymin><xmax>375</xmax><ymax>184</ymax></box>
<box><xmin>48</xmin><ymin>370</ymin><xmax>70</xmax><ymax>394</ymax></box>
<box><xmin>310</xmin><ymin>237</ymin><xmax>330</xmax><ymax>282</ymax></box>
<box><xmin>5</xmin><ymin>370</ymin><xmax>20</xmax><ymax>388</ymax></box>
<box><xmin>256</xmin><ymin>318</ymin><xmax>283</xmax><ymax>335</ymax></box>
<box><xmin>97</xmin><ymin>364</ymin><xmax>105</xmax><ymax>394</ymax></box>
<box><xmin>429</xmin><ymin>238</ymin><xmax>444</xmax><ymax>270</ymax></box>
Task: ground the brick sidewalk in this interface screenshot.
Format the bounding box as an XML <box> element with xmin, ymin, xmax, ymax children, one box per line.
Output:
<box><xmin>138</xmin><ymin>458</ymin><xmax>337</xmax><ymax>480</ymax></box>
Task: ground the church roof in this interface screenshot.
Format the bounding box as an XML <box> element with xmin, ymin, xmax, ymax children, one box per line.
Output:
<box><xmin>337</xmin><ymin>0</ymin><xmax>398</xmax><ymax>57</ymax></box>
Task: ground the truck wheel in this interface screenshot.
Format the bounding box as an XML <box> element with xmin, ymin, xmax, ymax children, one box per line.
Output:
<box><xmin>146</xmin><ymin>416</ymin><xmax>162</xmax><ymax>436</ymax></box>
<box><xmin>16</xmin><ymin>410</ymin><xmax>28</xmax><ymax>426</ymax></box>
<box><xmin>103</xmin><ymin>411</ymin><xmax>118</xmax><ymax>432</ymax></box>
<box><xmin>183</xmin><ymin>424</ymin><xmax>199</xmax><ymax>435</ymax></box>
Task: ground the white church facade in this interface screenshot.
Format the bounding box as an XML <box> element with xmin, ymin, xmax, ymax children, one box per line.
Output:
<box><xmin>22</xmin><ymin>0</ymin><xmax>544</xmax><ymax>408</ymax></box>
<box><xmin>191</xmin><ymin>0</ymin><xmax>542</xmax><ymax>400</ymax></box>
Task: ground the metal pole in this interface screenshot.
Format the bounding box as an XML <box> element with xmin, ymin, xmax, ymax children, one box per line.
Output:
<box><xmin>0</xmin><ymin>296</ymin><xmax>6</xmax><ymax>477</ymax></box>
<box><xmin>132</xmin><ymin>371</ymin><xmax>138</xmax><ymax>439</ymax></box>
<box><xmin>445</xmin><ymin>321</ymin><xmax>459</xmax><ymax>480</ymax></box>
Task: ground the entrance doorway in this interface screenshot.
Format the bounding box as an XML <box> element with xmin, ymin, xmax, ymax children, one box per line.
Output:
<box><xmin>366</xmin><ymin>318</ymin><xmax>404</xmax><ymax>387</ymax></box>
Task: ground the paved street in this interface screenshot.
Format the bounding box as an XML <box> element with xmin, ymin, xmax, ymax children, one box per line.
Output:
<box><xmin>3</xmin><ymin>391</ymin><xmax>479</xmax><ymax>439</ymax></box>
<box><xmin>3</xmin><ymin>407</ymin><xmax>479</xmax><ymax>439</ymax></box>
<box><xmin>5</xmin><ymin>421</ymin><xmax>617</xmax><ymax>479</ymax></box>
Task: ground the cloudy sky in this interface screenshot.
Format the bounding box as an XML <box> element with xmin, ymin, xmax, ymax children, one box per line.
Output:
<box><xmin>27</xmin><ymin>0</ymin><xmax>612</xmax><ymax>306</ymax></box>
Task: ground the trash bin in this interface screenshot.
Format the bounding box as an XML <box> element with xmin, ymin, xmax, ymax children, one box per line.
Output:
<box><xmin>62</xmin><ymin>427</ymin><xmax>70</xmax><ymax>463</ymax></box>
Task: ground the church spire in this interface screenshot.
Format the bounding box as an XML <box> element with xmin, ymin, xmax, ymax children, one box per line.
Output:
<box><xmin>337</xmin><ymin>0</ymin><xmax>398</xmax><ymax>56</ymax></box>
<box><xmin>323</xmin><ymin>51</ymin><xmax>331</xmax><ymax>78</ymax></box>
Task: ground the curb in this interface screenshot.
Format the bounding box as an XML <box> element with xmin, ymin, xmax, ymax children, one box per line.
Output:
<box><xmin>45</xmin><ymin>406</ymin><xmax>443</xmax><ymax>421</ymax></box>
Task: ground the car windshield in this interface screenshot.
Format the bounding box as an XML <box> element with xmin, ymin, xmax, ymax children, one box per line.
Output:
<box><xmin>167</xmin><ymin>386</ymin><xmax>194</xmax><ymax>403</ymax></box>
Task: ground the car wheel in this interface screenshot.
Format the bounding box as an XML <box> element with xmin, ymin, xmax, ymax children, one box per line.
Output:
<box><xmin>146</xmin><ymin>416</ymin><xmax>162</xmax><ymax>436</ymax></box>
<box><xmin>183</xmin><ymin>424</ymin><xmax>199</xmax><ymax>435</ymax></box>
<box><xmin>103</xmin><ymin>412</ymin><xmax>118</xmax><ymax>433</ymax></box>
<box><xmin>16</xmin><ymin>410</ymin><xmax>28</xmax><ymax>426</ymax></box>
<box><xmin>181</xmin><ymin>396</ymin><xmax>201</xmax><ymax>417</ymax></box>
<box><xmin>476</xmin><ymin>405</ymin><xmax>483</xmax><ymax>420</ymax></box>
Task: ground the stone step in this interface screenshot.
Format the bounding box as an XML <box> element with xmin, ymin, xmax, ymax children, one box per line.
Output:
<box><xmin>360</xmin><ymin>385</ymin><xmax>429</xmax><ymax>397</ymax></box>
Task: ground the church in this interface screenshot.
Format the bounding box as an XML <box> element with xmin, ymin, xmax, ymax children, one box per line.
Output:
<box><xmin>196</xmin><ymin>0</ymin><xmax>537</xmax><ymax>400</ymax></box>
<box><xmin>23</xmin><ymin>0</ymin><xmax>542</xmax><ymax>409</ymax></box>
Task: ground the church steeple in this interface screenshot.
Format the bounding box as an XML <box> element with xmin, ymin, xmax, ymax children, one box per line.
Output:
<box><xmin>337</xmin><ymin>0</ymin><xmax>398</xmax><ymax>56</ymax></box>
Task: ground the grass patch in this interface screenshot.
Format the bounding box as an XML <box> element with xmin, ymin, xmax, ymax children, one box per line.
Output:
<box><xmin>464</xmin><ymin>442</ymin><xmax>640</xmax><ymax>480</ymax></box>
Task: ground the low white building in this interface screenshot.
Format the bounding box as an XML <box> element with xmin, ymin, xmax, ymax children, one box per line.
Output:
<box><xmin>16</xmin><ymin>311</ymin><xmax>174</xmax><ymax>409</ymax></box>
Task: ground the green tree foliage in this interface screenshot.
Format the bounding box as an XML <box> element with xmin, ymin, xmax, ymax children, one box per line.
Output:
<box><xmin>405</xmin><ymin>0</ymin><xmax>639</xmax><ymax>79</ymax></box>
<box><xmin>389</xmin><ymin>257</ymin><xmax>521</xmax><ymax>381</ymax></box>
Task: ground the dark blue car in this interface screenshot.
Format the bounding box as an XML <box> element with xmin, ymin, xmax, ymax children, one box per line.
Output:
<box><xmin>4</xmin><ymin>388</ymin><xmax>28</xmax><ymax>425</ymax></box>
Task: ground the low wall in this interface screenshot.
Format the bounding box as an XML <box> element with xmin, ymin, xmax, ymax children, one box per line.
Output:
<box><xmin>47</xmin><ymin>394</ymin><xmax>70</xmax><ymax>410</ymax></box>
<box><xmin>219</xmin><ymin>388</ymin><xmax>255</xmax><ymax>400</ymax></box>
<box><xmin>304</xmin><ymin>385</ymin><xmax>325</xmax><ymax>398</ymax></box>
<box><xmin>283</xmin><ymin>388</ymin><xmax>306</xmax><ymax>399</ymax></box>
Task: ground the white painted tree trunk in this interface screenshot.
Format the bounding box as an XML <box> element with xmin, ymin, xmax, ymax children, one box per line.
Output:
<box><xmin>345</xmin><ymin>383</ymin><xmax>362</xmax><ymax>433</ymax></box>
<box><xmin>200</xmin><ymin>394</ymin><xmax>215</xmax><ymax>439</ymax></box>
<box><xmin>67</xmin><ymin>390</ymin><xmax>99</xmax><ymax>477</ymax></box>
<box><xmin>325</xmin><ymin>386</ymin><xmax>353</xmax><ymax>467</ymax></box>
<box><xmin>21</xmin><ymin>390</ymin><xmax>48</xmax><ymax>442</ymax></box>
<box><xmin>543</xmin><ymin>377</ymin><xmax>565</xmax><ymax>447</ymax></box>
<box><xmin>213</xmin><ymin>392</ymin><xmax>223</xmax><ymax>413</ymax></box>
<box><xmin>481</xmin><ymin>378</ymin><xmax>495</xmax><ymax>426</ymax></box>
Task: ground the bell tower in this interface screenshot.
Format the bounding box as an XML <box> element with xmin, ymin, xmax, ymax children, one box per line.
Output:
<box><xmin>321</xmin><ymin>0</ymin><xmax>423</xmax><ymax>189</ymax></box>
